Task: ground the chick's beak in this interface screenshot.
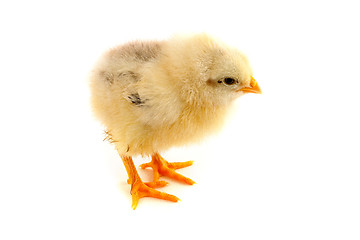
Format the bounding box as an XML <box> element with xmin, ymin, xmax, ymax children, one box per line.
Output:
<box><xmin>238</xmin><ymin>76</ymin><xmax>262</xmax><ymax>94</ymax></box>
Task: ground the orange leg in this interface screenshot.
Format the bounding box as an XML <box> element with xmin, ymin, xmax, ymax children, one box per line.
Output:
<box><xmin>121</xmin><ymin>155</ymin><xmax>179</xmax><ymax>209</ymax></box>
<box><xmin>139</xmin><ymin>153</ymin><xmax>196</xmax><ymax>187</ymax></box>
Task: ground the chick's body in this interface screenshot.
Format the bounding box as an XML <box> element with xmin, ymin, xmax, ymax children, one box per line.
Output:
<box><xmin>90</xmin><ymin>34</ymin><xmax>260</xmax><ymax>208</ymax></box>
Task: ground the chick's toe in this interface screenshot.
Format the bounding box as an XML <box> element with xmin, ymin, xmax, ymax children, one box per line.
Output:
<box><xmin>131</xmin><ymin>180</ymin><xmax>180</xmax><ymax>210</ymax></box>
<box><xmin>140</xmin><ymin>153</ymin><xmax>195</xmax><ymax>186</ymax></box>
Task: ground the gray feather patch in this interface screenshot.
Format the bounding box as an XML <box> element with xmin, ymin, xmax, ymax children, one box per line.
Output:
<box><xmin>99</xmin><ymin>71</ymin><xmax>114</xmax><ymax>84</ymax></box>
<box><xmin>128</xmin><ymin>93</ymin><xmax>147</xmax><ymax>106</ymax></box>
<box><xmin>118</xmin><ymin>71</ymin><xmax>139</xmax><ymax>81</ymax></box>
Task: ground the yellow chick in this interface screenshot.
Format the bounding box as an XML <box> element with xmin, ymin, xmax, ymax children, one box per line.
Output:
<box><xmin>90</xmin><ymin>34</ymin><xmax>261</xmax><ymax>209</ymax></box>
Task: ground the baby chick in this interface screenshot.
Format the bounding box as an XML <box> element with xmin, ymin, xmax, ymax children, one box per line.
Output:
<box><xmin>90</xmin><ymin>34</ymin><xmax>261</xmax><ymax>209</ymax></box>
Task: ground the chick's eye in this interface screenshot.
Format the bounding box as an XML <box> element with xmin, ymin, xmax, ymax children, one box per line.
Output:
<box><xmin>224</xmin><ymin>78</ymin><xmax>236</xmax><ymax>85</ymax></box>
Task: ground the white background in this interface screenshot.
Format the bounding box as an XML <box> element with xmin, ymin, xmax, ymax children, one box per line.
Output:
<box><xmin>1</xmin><ymin>0</ymin><xmax>359</xmax><ymax>239</ymax></box>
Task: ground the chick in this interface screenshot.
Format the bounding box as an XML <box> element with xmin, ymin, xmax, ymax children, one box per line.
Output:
<box><xmin>90</xmin><ymin>34</ymin><xmax>261</xmax><ymax>209</ymax></box>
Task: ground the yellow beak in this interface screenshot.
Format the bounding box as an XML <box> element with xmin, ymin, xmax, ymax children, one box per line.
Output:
<box><xmin>239</xmin><ymin>76</ymin><xmax>262</xmax><ymax>94</ymax></box>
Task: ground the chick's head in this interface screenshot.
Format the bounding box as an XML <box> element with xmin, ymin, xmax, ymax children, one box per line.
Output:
<box><xmin>163</xmin><ymin>34</ymin><xmax>261</xmax><ymax>106</ymax></box>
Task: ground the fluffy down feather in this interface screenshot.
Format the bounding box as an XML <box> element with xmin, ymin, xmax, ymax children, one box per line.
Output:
<box><xmin>90</xmin><ymin>34</ymin><xmax>256</xmax><ymax>156</ymax></box>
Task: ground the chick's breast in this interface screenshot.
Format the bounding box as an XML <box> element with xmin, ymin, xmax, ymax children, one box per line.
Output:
<box><xmin>90</xmin><ymin>40</ymin><xmax>228</xmax><ymax>156</ymax></box>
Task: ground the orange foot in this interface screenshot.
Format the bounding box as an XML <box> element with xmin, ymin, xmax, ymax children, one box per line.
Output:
<box><xmin>121</xmin><ymin>155</ymin><xmax>179</xmax><ymax>209</ymax></box>
<box><xmin>139</xmin><ymin>153</ymin><xmax>196</xmax><ymax>187</ymax></box>
<box><xmin>130</xmin><ymin>179</ymin><xmax>179</xmax><ymax>210</ymax></box>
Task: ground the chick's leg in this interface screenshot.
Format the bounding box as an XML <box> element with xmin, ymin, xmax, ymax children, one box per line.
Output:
<box><xmin>140</xmin><ymin>153</ymin><xmax>195</xmax><ymax>186</ymax></box>
<box><xmin>121</xmin><ymin>155</ymin><xmax>179</xmax><ymax>209</ymax></box>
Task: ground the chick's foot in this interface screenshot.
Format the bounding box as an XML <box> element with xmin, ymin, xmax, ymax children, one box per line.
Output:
<box><xmin>121</xmin><ymin>155</ymin><xmax>179</xmax><ymax>209</ymax></box>
<box><xmin>140</xmin><ymin>153</ymin><xmax>196</xmax><ymax>185</ymax></box>
<box><xmin>130</xmin><ymin>179</ymin><xmax>179</xmax><ymax>210</ymax></box>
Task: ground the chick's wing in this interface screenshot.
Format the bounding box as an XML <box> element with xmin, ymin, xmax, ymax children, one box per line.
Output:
<box><xmin>120</xmin><ymin>71</ymin><xmax>183</xmax><ymax>127</ymax></box>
